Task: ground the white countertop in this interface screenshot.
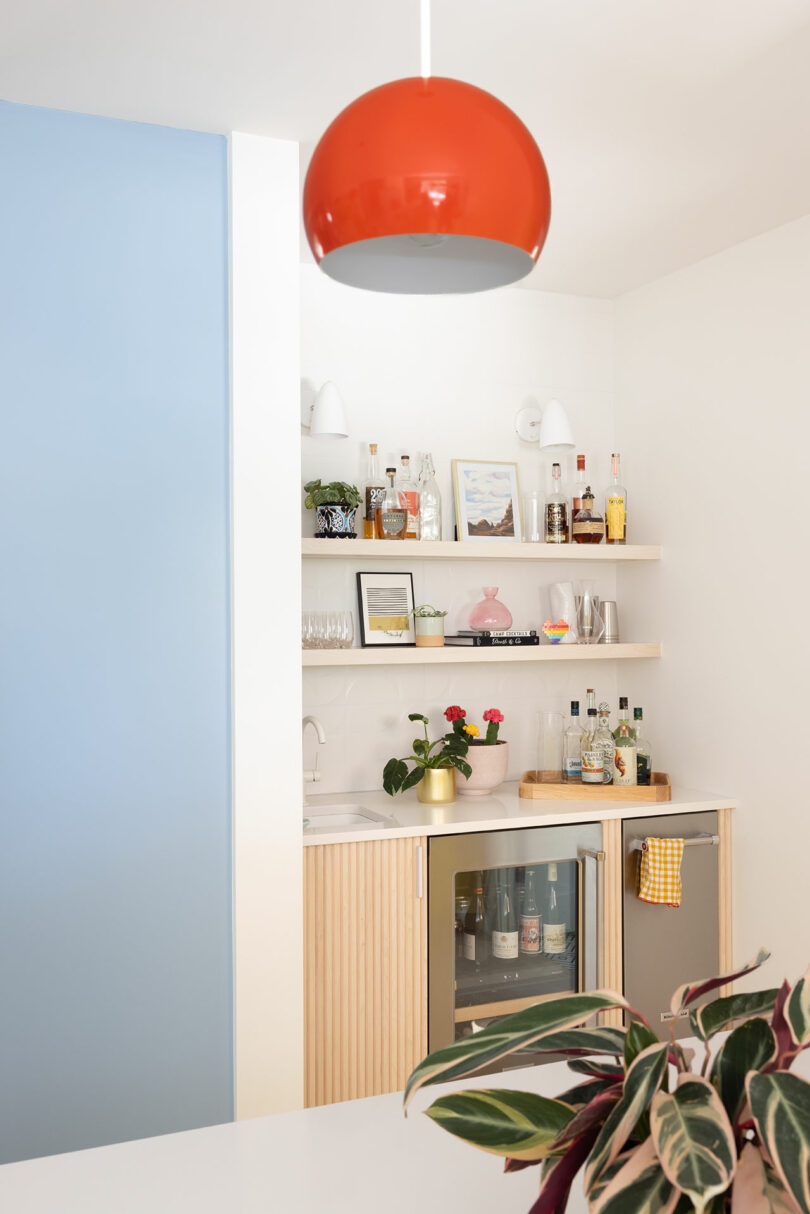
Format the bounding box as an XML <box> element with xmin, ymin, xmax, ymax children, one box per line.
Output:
<box><xmin>303</xmin><ymin>780</ymin><xmax>737</xmax><ymax>845</ymax></box>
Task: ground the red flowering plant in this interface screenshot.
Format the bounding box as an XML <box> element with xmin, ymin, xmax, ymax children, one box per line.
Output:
<box><xmin>444</xmin><ymin>705</ymin><xmax>505</xmax><ymax>746</ymax></box>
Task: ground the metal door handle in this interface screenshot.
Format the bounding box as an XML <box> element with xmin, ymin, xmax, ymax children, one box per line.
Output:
<box><xmin>578</xmin><ymin>848</ymin><xmax>605</xmax><ymax>991</ymax></box>
<box><xmin>629</xmin><ymin>834</ymin><xmax>719</xmax><ymax>853</ymax></box>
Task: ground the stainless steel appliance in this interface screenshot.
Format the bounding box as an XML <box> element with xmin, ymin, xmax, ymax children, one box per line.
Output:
<box><xmin>623</xmin><ymin>811</ymin><xmax>720</xmax><ymax>1039</ymax></box>
<box><xmin>428</xmin><ymin>823</ymin><xmax>604</xmax><ymax>1054</ymax></box>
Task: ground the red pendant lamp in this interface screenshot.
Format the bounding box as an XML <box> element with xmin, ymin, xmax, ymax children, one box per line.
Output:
<box><xmin>303</xmin><ymin>0</ymin><xmax>551</xmax><ymax>295</ymax></box>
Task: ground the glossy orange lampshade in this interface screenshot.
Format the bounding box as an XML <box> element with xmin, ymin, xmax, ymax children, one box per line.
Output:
<box><xmin>303</xmin><ymin>76</ymin><xmax>551</xmax><ymax>294</ymax></box>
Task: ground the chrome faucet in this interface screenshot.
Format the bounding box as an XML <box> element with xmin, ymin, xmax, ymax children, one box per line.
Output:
<box><xmin>302</xmin><ymin>715</ymin><xmax>326</xmax><ymax>803</ymax></box>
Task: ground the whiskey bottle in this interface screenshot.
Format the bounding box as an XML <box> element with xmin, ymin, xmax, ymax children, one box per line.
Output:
<box><xmin>571</xmin><ymin>454</ymin><xmax>588</xmax><ymax>522</ymax></box>
<box><xmin>605</xmin><ymin>452</ymin><xmax>627</xmax><ymax>544</ymax></box>
<box><xmin>544</xmin><ymin>462</ymin><xmax>569</xmax><ymax>543</ymax></box>
<box><xmin>634</xmin><ymin>708</ymin><xmax>652</xmax><ymax>785</ymax></box>
<box><xmin>572</xmin><ymin>487</ymin><xmax>604</xmax><ymax>544</ymax></box>
<box><xmin>362</xmin><ymin>443</ymin><xmax>386</xmax><ymax>539</ymax></box>
<box><xmin>376</xmin><ymin>468</ymin><xmax>407</xmax><ymax>539</ymax></box>
<box><xmin>398</xmin><ymin>455</ymin><xmax>420</xmax><ymax>540</ymax></box>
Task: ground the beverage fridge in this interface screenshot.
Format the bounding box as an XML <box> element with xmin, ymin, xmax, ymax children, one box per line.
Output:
<box><xmin>428</xmin><ymin>823</ymin><xmax>605</xmax><ymax>1055</ymax></box>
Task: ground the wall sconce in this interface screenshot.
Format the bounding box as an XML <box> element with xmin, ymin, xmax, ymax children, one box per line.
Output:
<box><xmin>302</xmin><ymin>381</ymin><xmax>349</xmax><ymax>439</ymax></box>
<box><xmin>514</xmin><ymin>398</ymin><xmax>575</xmax><ymax>452</ymax></box>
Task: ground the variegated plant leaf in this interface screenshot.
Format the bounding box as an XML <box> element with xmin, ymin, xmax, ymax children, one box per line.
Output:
<box><xmin>553</xmin><ymin>1083</ymin><xmax>622</xmax><ymax>1149</ymax></box>
<box><xmin>711</xmin><ymin>1018</ymin><xmax>777</xmax><ymax>1125</ymax></box>
<box><xmin>650</xmin><ymin>1074</ymin><xmax>736</xmax><ymax>1214</ymax></box>
<box><xmin>589</xmin><ymin>1137</ymin><xmax>683</xmax><ymax>1214</ymax></box>
<box><xmin>625</xmin><ymin>1021</ymin><xmax>661</xmax><ymax>1071</ymax></box>
<box><xmin>670</xmin><ymin>948</ymin><xmax>770</xmax><ymax>1018</ymax></box>
<box><xmin>748</xmin><ymin>1071</ymin><xmax>810</xmax><ymax>1214</ymax></box>
<box><xmin>404</xmin><ymin>989</ymin><xmax>628</xmax><ymax>1109</ymax></box>
<box><xmin>423</xmin><ymin>1088</ymin><xmax>574</xmax><ymax>1161</ymax></box>
<box><xmin>584</xmin><ymin>1042</ymin><xmax>669</xmax><ymax>1195</ymax></box>
<box><xmin>732</xmin><ymin>1142</ymin><xmax>798</xmax><ymax>1214</ymax></box>
<box><xmin>519</xmin><ymin>1026</ymin><xmax>628</xmax><ymax>1058</ymax></box>
<box><xmin>557</xmin><ymin>1075</ymin><xmax>625</xmax><ymax>1109</ymax></box>
<box><xmin>786</xmin><ymin>967</ymin><xmax>810</xmax><ymax>1048</ymax></box>
<box><xmin>690</xmin><ymin>989</ymin><xmax>780</xmax><ymax>1042</ymax></box>
<box><xmin>530</xmin><ymin>1127</ymin><xmax>600</xmax><ymax>1214</ymax></box>
<box><xmin>568</xmin><ymin>1058</ymin><xmax>626</xmax><ymax>1080</ymax></box>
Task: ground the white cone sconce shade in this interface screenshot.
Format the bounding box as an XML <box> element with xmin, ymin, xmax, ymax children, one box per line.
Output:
<box><xmin>514</xmin><ymin>399</ymin><xmax>575</xmax><ymax>452</ymax></box>
<box><xmin>307</xmin><ymin>382</ymin><xmax>349</xmax><ymax>439</ymax></box>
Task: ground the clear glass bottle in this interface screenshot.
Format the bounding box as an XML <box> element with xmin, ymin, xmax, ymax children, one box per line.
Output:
<box><xmin>593</xmin><ymin>702</ymin><xmax>615</xmax><ymax>784</ymax></box>
<box><xmin>376</xmin><ymin>467</ymin><xmax>407</xmax><ymax>539</ymax></box>
<box><xmin>398</xmin><ymin>455</ymin><xmax>420</xmax><ymax>540</ymax></box>
<box><xmin>571</xmin><ymin>454</ymin><xmax>588</xmax><ymax>522</ymax></box>
<box><xmin>362</xmin><ymin>442</ymin><xmax>386</xmax><ymax>539</ymax></box>
<box><xmin>562</xmin><ymin>700</ymin><xmax>584</xmax><ymax>783</ymax></box>
<box><xmin>572</xmin><ymin>487</ymin><xmax>604</xmax><ymax>544</ymax></box>
<box><xmin>492</xmin><ymin>876</ymin><xmax>518</xmax><ymax>960</ymax></box>
<box><xmin>634</xmin><ymin>707</ymin><xmax>652</xmax><ymax>786</ymax></box>
<box><xmin>613</xmin><ymin>719</ymin><xmax>638</xmax><ymax>786</ymax></box>
<box><xmin>463</xmin><ymin>874</ymin><xmax>489</xmax><ymax>969</ymax></box>
<box><xmin>519</xmin><ymin>868</ymin><xmax>541</xmax><ymax>955</ymax></box>
<box><xmin>542</xmin><ymin>863</ymin><xmax>566</xmax><ymax>956</ymax></box>
<box><xmin>581</xmin><ymin>706</ymin><xmax>603</xmax><ymax>783</ymax></box>
<box><xmin>605</xmin><ymin>452</ymin><xmax>627</xmax><ymax>544</ymax></box>
<box><xmin>613</xmin><ymin>697</ymin><xmax>636</xmax><ymax>741</ymax></box>
<box><xmin>544</xmin><ymin>462</ymin><xmax>569</xmax><ymax>543</ymax></box>
<box><xmin>417</xmin><ymin>452</ymin><xmax>442</xmax><ymax>541</ymax></box>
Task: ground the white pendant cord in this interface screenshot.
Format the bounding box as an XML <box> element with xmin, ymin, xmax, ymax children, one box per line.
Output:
<box><xmin>420</xmin><ymin>0</ymin><xmax>431</xmax><ymax>77</ymax></box>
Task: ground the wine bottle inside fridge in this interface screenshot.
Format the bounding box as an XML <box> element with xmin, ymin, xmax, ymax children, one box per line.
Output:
<box><xmin>520</xmin><ymin>868</ymin><xmax>541</xmax><ymax>955</ymax></box>
<box><xmin>463</xmin><ymin>875</ymin><xmax>489</xmax><ymax>970</ymax></box>
<box><xmin>492</xmin><ymin>876</ymin><xmax>519</xmax><ymax>961</ymax></box>
<box><xmin>543</xmin><ymin>863</ymin><xmax>567</xmax><ymax>956</ymax></box>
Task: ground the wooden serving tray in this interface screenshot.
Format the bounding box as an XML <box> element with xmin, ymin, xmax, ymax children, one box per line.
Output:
<box><xmin>519</xmin><ymin>771</ymin><xmax>672</xmax><ymax>802</ymax></box>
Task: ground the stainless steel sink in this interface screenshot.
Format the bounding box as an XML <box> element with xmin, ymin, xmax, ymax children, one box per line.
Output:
<box><xmin>303</xmin><ymin>804</ymin><xmax>392</xmax><ymax>831</ymax></box>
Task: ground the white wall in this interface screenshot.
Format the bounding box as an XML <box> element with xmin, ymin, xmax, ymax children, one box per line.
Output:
<box><xmin>615</xmin><ymin>214</ymin><xmax>810</xmax><ymax>984</ymax></box>
<box><xmin>300</xmin><ymin>268</ymin><xmax>660</xmax><ymax>795</ymax></box>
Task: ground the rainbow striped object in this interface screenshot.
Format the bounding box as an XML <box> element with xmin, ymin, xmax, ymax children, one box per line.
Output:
<box><xmin>542</xmin><ymin>618</ymin><xmax>570</xmax><ymax>644</ymax></box>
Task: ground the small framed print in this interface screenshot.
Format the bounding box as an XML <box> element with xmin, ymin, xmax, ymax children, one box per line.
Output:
<box><xmin>356</xmin><ymin>571</ymin><xmax>415</xmax><ymax>647</ymax></box>
<box><xmin>452</xmin><ymin>459</ymin><xmax>523</xmax><ymax>543</ymax></box>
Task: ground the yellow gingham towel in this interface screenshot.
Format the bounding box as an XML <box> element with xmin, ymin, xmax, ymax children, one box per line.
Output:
<box><xmin>638</xmin><ymin>837</ymin><xmax>685</xmax><ymax>908</ymax></box>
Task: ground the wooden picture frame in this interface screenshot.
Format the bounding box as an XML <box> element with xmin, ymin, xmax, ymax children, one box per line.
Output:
<box><xmin>452</xmin><ymin>459</ymin><xmax>523</xmax><ymax>543</ymax></box>
<box><xmin>356</xmin><ymin>571</ymin><xmax>416</xmax><ymax>647</ymax></box>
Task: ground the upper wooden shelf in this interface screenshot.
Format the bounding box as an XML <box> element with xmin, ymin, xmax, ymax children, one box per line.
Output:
<box><xmin>301</xmin><ymin>539</ymin><xmax>661</xmax><ymax>562</ymax></box>
<box><xmin>303</xmin><ymin>642</ymin><xmax>661</xmax><ymax>667</ymax></box>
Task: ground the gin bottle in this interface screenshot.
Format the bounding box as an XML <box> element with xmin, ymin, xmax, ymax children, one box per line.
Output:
<box><xmin>562</xmin><ymin>701</ymin><xmax>584</xmax><ymax>783</ymax></box>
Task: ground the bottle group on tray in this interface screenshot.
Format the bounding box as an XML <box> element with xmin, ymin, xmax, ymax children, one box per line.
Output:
<box><xmin>561</xmin><ymin>691</ymin><xmax>652</xmax><ymax>786</ymax></box>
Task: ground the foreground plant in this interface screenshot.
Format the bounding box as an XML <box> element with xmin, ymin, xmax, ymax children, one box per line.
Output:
<box><xmin>404</xmin><ymin>949</ymin><xmax>810</xmax><ymax>1213</ymax></box>
<box><xmin>382</xmin><ymin>712</ymin><xmax>471</xmax><ymax>795</ymax></box>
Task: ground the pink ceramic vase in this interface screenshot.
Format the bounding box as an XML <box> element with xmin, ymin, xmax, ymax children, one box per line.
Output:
<box><xmin>469</xmin><ymin>587</ymin><xmax>513</xmax><ymax>631</ymax></box>
<box><xmin>457</xmin><ymin>740</ymin><xmax>509</xmax><ymax>797</ymax></box>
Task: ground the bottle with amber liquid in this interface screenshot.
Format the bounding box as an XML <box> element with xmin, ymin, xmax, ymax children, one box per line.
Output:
<box><xmin>605</xmin><ymin>453</ymin><xmax>627</xmax><ymax>544</ymax></box>
<box><xmin>376</xmin><ymin>468</ymin><xmax>407</xmax><ymax>539</ymax></box>
<box><xmin>571</xmin><ymin>454</ymin><xmax>588</xmax><ymax>521</ymax></box>
<box><xmin>362</xmin><ymin>443</ymin><xmax>386</xmax><ymax>538</ymax></box>
<box><xmin>544</xmin><ymin>462</ymin><xmax>569</xmax><ymax>543</ymax></box>
<box><xmin>398</xmin><ymin>455</ymin><xmax>420</xmax><ymax>539</ymax></box>
<box><xmin>572</xmin><ymin>487</ymin><xmax>604</xmax><ymax>543</ymax></box>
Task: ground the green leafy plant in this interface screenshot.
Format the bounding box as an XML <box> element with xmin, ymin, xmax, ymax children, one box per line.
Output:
<box><xmin>405</xmin><ymin>948</ymin><xmax>810</xmax><ymax>1214</ymax></box>
<box><xmin>303</xmin><ymin>479</ymin><xmax>361</xmax><ymax>510</ymax></box>
<box><xmin>411</xmin><ymin>604</ymin><xmax>448</xmax><ymax>618</ymax></box>
<box><xmin>383</xmin><ymin>713</ymin><xmax>471</xmax><ymax>796</ymax></box>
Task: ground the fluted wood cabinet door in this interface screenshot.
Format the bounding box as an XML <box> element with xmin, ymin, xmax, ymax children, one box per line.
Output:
<box><xmin>304</xmin><ymin>837</ymin><xmax>428</xmax><ymax>1107</ymax></box>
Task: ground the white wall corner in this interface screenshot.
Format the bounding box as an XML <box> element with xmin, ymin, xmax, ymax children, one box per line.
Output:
<box><xmin>230</xmin><ymin>131</ymin><xmax>303</xmax><ymax>1118</ymax></box>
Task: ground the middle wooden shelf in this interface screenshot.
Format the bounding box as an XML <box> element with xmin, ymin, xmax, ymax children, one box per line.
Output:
<box><xmin>302</xmin><ymin>641</ymin><xmax>661</xmax><ymax>667</ymax></box>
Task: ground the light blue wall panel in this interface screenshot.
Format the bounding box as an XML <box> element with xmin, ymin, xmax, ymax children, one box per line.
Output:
<box><xmin>0</xmin><ymin>100</ymin><xmax>232</xmax><ymax>1162</ymax></box>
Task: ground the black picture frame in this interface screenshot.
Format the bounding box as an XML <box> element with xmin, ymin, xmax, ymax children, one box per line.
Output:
<box><xmin>356</xmin><ymin>571</ymin><xmax>416</xmax><ymax>647</ymax></box>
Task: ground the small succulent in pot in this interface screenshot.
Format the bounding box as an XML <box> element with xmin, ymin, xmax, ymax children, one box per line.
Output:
<box><xmin>411</xmin><ymin>604</ymin><xmax>448</xmax><ymax>648</ymax></box>
<box><xmin>303</xmin><ymin>479</ymin><xmax>361</xmax><ymax>539</ymax></box>
<box><xmin>383</xmin><ymin>712</ymin><xmax>471</xmax><ymax>804</ymax></box>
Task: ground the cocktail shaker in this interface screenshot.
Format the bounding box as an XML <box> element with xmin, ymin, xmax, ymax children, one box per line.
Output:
<box><xmin>601</xmin><ymin>600</ymin><xmax>620</xmax><ymax>643</ymax></box>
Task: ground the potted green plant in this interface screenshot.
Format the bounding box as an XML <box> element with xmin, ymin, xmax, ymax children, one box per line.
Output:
<box><xmin>383</xmin><ymin>712</ymin><xmax>471</xmax><ymax>805</ymax></box>
<box><xmin>445</xmin><ymin>706</ymin><xmax>508</xmax><ymax>796</ymax></box>
<box><xmin>405</xmin><ymin>947</ymin><xmax>810</xmax><ymax>1214</ymax></box>
<box><xmin>411</xmin><ymin>604</ymin><xmax>448</xmax><ymax>648</ymax></box>
<box><xmin>304</xmin><ymin>479</ymin><xmax>361</xmax><ymax>538</ymax></box>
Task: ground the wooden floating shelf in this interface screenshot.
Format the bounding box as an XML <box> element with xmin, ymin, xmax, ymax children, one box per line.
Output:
<box><xmin>302</xmin><ymin>642</ymin><xmax>661</xmax><ymax>667</ymax></box>
<box><xmin>302</xmin><ymin>538</ymin><xmax>661</xmax><ymax>562</ymax></box>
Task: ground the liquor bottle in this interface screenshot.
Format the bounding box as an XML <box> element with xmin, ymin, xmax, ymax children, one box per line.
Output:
<box><xmin>463</xmin><ymin>875</ymin><xmax>489</xmax><ymax>967</ymax></box>
<box><xmin>520</xmin><ymin>868</ymin><xmax>541</xmax><ymax>954</ymax></box>
<box><xmin>398</xmin><ymin>455</ymin><xmax>420</xmax><ymax>540</ymax></box>
<box><xmin>543</xmin><ymin>863</ymin><xmax>567</xmax><ymax>956</ymax></box>
<box><xmin>612</xmin><ymin>697</ymin><xmax>636</xmax><ymax>741</ymax></box>
<box><xmin>362</xmin><ymin>443</ymin><xmax>386</xmax><ymax>539</ymax></box>
<box><xmin>605</xmin><ymin>452</ymin><xmax>627</xmax><ymax>544</ymax></box>
<box><xmin>492</xmin><ymin>878</ymin><xmax>519</xmax><ymax>960</ymax></box>
<box><xmin>571</xmin><ymin>454</ymin><xmax>588</xmax><ymax>522</ymax></box>
<box><xmin>634</xmin><ymin>708</ymin><xmax>652</xmax><ymax>785</ymax></box>
<box><xmin>593</xmin><ymin>703</ymin><xmax>615</xmax><ymax>784</ymax></box>
<box><xmin>376</xmin><ymin>468</ymin><xmax>407</xmax><ymax>539</ymax></box>
<box><xmin>418</xmin><ymin>452</ymin><xmax>442</xmax><ymax>541</ymax></box>
<box><xmin>544</xmin><ymin>462</ymin><xmax>569</xmax><ymax>543</ymax></box>
<box><xmin>581</xmin><ymin>707</ymin><xmax>603</xmax><ymax>784</ymax></box>
<box><xmin>562</xmin><ymin>701</ymin><xmax>584</xmax><ymax>783</ymax></box>
<box><xmin>613</xmin><ymin>718</ymin><xmax>638</xmax><ymax>786</ymax></box>
<box><xmin>572</xmin><ymin>487</ymin><xmax>604</xmax><ymax>544</ymax></box>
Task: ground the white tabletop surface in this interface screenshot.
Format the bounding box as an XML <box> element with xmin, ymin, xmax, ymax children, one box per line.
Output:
<box><xmin>304</xmin><ymin>781</ymin><xmax>737</xmax><ymax>845</ymax></box>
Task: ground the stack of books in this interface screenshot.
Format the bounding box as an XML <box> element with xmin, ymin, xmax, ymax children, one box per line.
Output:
<box><xmin>444</xmin><ymin>629</ymin><xmax>540</xmax><ymax>647</ymax></box>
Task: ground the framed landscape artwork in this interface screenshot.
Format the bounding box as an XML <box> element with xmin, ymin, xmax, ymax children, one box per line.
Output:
<box><xmin>356</xmin><ymin>571</ymin><xmax>416</xmax><ymax>647</ymax></box>
<box><xmin>452</xmin><ymin>460</ymin><xmax>523</xmax><ymax>543</ymax></box>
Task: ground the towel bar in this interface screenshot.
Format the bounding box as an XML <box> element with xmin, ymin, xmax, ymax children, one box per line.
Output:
<box><xmin>629</xmin><ymin>833</ymin><xmax>719</xmax><ymax>853</ymax></box>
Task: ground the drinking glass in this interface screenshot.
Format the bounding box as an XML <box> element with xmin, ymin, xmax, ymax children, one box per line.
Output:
<box><xmin>537</xmin><ymin>711</ymin><xmax>564</xmax><ymax>780</ymax></box>
<box><xmin>337</xmin><ymin>611</ymin><xmax>354</xmax><ymax>649</ymax></box>
<box><xmin>523</xmin><ymin>490</ymin><xmax>543</xmax><ymax>543</ymax></box>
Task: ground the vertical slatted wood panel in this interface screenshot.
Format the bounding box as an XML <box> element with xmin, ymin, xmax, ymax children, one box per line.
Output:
<box><xmin>718</xmin><ymin>808</ymin><xmax>733</xmax><ymax>993</ymax></box>
<box><xmin>601</xmin><ymin>818</ymin><xmax>624</xmax><ymax>1027</ymax></box>
<box><xmin>303</xmin><ymin>837</ymin><xmax>428</xmax><ymax>1107</ymax></box>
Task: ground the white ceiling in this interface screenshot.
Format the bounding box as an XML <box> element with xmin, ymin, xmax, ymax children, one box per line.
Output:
<box><xmin>3</xmin><ymin>0</ymin><xmax>810</xmax><ymax>296</ymax></box>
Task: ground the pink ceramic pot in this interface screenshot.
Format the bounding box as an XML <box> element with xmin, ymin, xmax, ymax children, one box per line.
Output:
<box><xmin>457</xmin><ymin>740</ymin><xmax>509</xmax><ymax>797</ymax></box>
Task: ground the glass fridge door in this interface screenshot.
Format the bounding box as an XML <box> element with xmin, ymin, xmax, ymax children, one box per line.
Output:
<box><xmin>429</xmin><ymin>823</ymin><xmax>603</xmax><ymax>1054</ymax></box>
